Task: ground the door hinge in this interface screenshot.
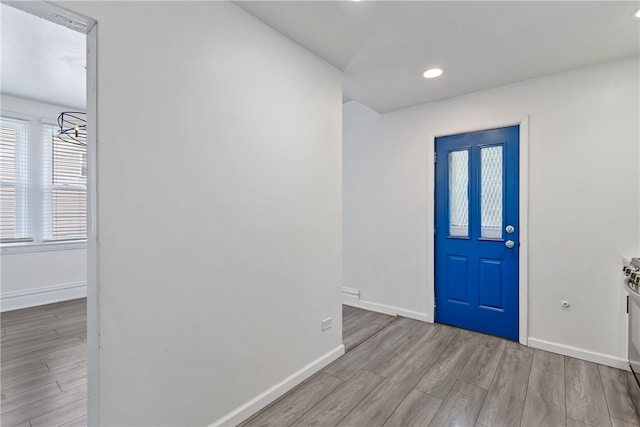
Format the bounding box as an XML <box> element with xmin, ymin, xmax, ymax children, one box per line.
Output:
<box><xmin>434</xmin><ymin>152</ymin><xmax>437</xmax><ymax>163</ymax></box>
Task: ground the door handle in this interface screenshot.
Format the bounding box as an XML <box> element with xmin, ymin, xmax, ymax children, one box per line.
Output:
<box><xmin>505</xmin><ymin>240</ymin><xmax>515</xmax><ymax>249</ymax></box>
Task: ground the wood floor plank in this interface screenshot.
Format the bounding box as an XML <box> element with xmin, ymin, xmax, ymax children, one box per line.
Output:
<box><xmin>342</xmin><ymin>309</ymin><xmax>381</xmax><ymax>333</ymax></box>
<box><xmin>1</xmin><ymin>362</ymin><xmax>51</xmax><ymax>385</ymax></box>
<box><xmin>476</xmin><ymin>347</ymin><xmax>533</xmax><ymax>427</ymax></box>
<box><xmin>415</xmin><ymin>329</ymin><xmax>481</xmax><ymax>398</ymax></box>
<box><xmin>611</xmin><ymin>418</ymin><xmax>640</xmax><ymax>427</ymax></box>
<box><xmin>505</xmin><ymin>340</ymin><xmax>534</xmax><ymax>355</ymax></box>
<box><xmin>57</xmin><ymin>369</ymin><xmax>88</xmax><ymax>392</ymax></box>
<box><xmin>0</xmin><ymin>384</ymin><xmax>86</xmax><ymax>427</ymax></box>
<box><xmin>521</xmin><ymin>367</ymin><xmax>566</xmax><ymax>427</ymax></box>
<box><xmin>343</xmin><ymin>312</ymin><xmax>396</xmax><ymax>352</ymax></box>
<box><xmin>383</xmin><ymin>389</ymin><xmax>442</xmax><ymax>427</ymax></box>
<box><xmin>3</xmin><ymin>316</ymin><xmax>61</xmax><ymax>336</ymax></box>
<box><xmin>42</xmin><ymin>298</ymin><xmax>86</xmax><ymax>311</ymax></box>
<box><xmin>565</xmin><ymin>357</ymin><xmax>612</xmax><ymax>427</ymax></box>
<box><xmin>291</xmin><ymin>370</ymin><xmax>383</xmax><ymax>427</ymax></box>
<box><xmin>0</xmin><ymin>328</ymin><xmax>58</xmax><ymax>347</ymax></box>
<box><xmin>326</xmin><ymin>322</ymin><xmax>410</xmax><ymax>381</ymax></box>
<box><xmin>337</xmin><ymin>358</ymin><xmax>431</xmax><ymax>427</ymax></box>
<box><xmin>45</xmin><ymin>350</ymin><xmax>88</xmax><ymax>372</ymax></box>
<box><xmin>408</xmin><ymin>324</ymin><xmax>459</xmax><ymax>363</ymax></box>
<box><xmin>532</xmin><ymin>348</ymin><xmax>565</xmax><ymax>376</ymax></box>
<box><xmin>428</xmin><ymin>381</ymin><xmax>486</xmax><ymax>427</ymax></box>
<box><xmin>1</xmin><ymin>382</ymin><xmax>62</xmax><ymax>414</ymax></box>
<box><xmin>2</xmin><ymin>360</ymin><xmax>87</xmax><ymax>397</ymax></box>
<box><xmin>598</xmin><ymin>365</ymin><xmax>640</xmax><ymax>425</ymax></box>
<box><xmin>458</xmin><ymin>334</ymin><xmax>506</xmax><ymax>390</ymax></box>
<box><xmin>1</xmin><ymin>299</ymin><xmax>87</xmax><ymax>426</ymax></box>
<box><xmin>240</xmin><ymin>372</ymin><xmax>343</xmax><ymax>426</ymax></box>
<box><xmin>393</xmin><ymin>317</ymin><xmax>421</xmax><ymax>330</ymax></box>
<box><xmin>2</xmin><ymin>336</ymin><xmax>84</xmax><ymax>363</ymax></box>
<box><xmin>60</xmin><ymin>414</ymin><xmax>87</xmax><ymax>427</ymax></box>
<box><xmin>566</xmin><ymin>416</ymin><xmax>593</xmax><ymax>427</ymax></box>
<box><xmin>3</xmin><ymin>340</ymin><xmax>86</xmax><ymax>370</ymax></box>
<box><xmin>0</xmin><ymin>311</ymin><xmax>57</xmax><ymax>328</ymax></box>
<box><xmin>365</xmin><ymin>322</ymin><xmax>435</xmax><ymax>378</ymax></box>
<box><xmin>342</xmin><ymin>304</ymin><xmax>357</xmax><ymax>315</ymax></box>
<box><xmin>30</xmin><ymin>397</ymin><xmax>87</xmax><ymax>427</ymax></box>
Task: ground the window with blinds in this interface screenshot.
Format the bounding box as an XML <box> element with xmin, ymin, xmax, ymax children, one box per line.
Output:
<box><xmin>43</xmin><ymin>125</ymin><xmax>87</xmax><ymax>240</ymax></box>
<box><xmin>0</xmin><ymin>117</ymin><xmax>29</xmax><ymax>242</ymax></box>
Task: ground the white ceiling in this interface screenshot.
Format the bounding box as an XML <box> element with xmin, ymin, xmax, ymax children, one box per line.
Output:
<box><xmin>1</xmin><ymin>4</ymin><xmax>86</xmax><ymax>109</ymax></box>
<box><xmin>1</xmin><ymin>2</ymin><xmax>637</xmax><ymax>113</ymax></box>
<box><xmin>236</xmin><ymin>1</ymin><xmax>640</xmax><ymax>113</ymax></box>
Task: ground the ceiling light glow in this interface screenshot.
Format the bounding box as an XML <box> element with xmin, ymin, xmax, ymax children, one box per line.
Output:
<box><xmin>423</xmin><ymin>68</ymin><xmax>443</xmax><ymax>79</ymax></box>
<box><xmin>635</xmin><ymin>9</ymin><xmax>640</xmax><ymax>18</ymax></box>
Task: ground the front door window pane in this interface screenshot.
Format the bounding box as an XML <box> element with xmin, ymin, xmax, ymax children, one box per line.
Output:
<box><xmin>480</xmin><ymin>145</ymin><xmax>503</xmax><ymax>238</ymax></box>
<box><xmin>449</xmin><ymin>150</ymin><xmax>469</xmax><ymax>237</ymax></box>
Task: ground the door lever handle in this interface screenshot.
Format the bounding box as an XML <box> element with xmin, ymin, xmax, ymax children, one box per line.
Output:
<box><xmin>505</xmin><ymin>240</ymin><xmax>515</xmax><ymax>249</ymax></box>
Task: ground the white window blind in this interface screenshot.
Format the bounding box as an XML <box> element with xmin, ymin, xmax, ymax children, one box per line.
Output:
<box><xmin>0</xmin><ymin>117</ymin><xmax>29</xmax><ymax>242</ymax></box>
<box><xmin>43</xmin><ymin>124</ymin><xmax>87</xmax><ymax>240</ymax></box>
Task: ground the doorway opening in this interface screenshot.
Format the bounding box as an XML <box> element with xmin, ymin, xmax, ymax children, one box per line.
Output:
<box><xmin>0</xmin><ymin>2</ymin><xmax>97</xmax><ymax>425</ymax></box>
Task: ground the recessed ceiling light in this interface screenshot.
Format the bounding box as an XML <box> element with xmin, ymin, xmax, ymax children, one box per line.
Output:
<box><xmin>423</xmin><ymin>68</ymin><xmax>443</xmax><ymax>79</ymax></box>
<box><xmin>635</xmin><ymin>9</ymin><xmax>640</xmax><ymax>18</ymax></box>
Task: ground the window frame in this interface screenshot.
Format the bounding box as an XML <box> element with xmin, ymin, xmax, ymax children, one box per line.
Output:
<box><xmin>0</xmin><ymin>112</ymin><xmax>87</xmax><ymax>254</ymax></box>
<box><xmin>42</xmin><ymin>123</ymin><xmax>88</xmax><ymax>242</ymax></box>
<box><xmin>0</xmin><ymin>116</ymin><xmax>31</xmax><ymax>244</ymax></box>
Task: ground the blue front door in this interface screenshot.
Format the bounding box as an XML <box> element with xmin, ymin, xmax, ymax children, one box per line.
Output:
<box><xmin>435</xmin><ymin>126</ymin><xmax>519</xmax><ymax>341</ymax></box>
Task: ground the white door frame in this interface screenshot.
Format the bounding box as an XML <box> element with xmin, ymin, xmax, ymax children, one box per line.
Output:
<box><xmin>86</xmin><ymin>23</ymin><xmax>99</xmax><ymax>427</ymax></box>
<box><xmin>428</xmin><ymin>116</ymin><xmax>529</xmax><ymax>345</ymax></box>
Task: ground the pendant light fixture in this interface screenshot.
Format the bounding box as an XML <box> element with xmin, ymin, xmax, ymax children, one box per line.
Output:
<box><xmin>57</xmin><ymin>111</ymin><xmax>86</xmax><ymax>145</ymax></box>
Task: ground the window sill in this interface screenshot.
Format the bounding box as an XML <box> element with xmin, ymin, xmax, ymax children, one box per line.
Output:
<box><xmin>1</xmin><ymin>240</ymin><xmax>87</xmax><ymax>254</ymax></box>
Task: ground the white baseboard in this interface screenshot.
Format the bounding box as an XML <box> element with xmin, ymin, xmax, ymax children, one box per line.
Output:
<box><xmin>209</xmin><ymin>344</ymin><xmax>345</xmax><ymax>427</ymax></box>
<box><xmin>1</xmin><ymin>282</ymin><xmax>87</xmax><ymax>312</ymax></box>
<box><xmin>528</xmin><ymin>337</ymin><xmax>629</xmax><ymax>371</ymax></box>
<box><xmin>341</xmin><ymin>287</ymin><xmax>432</xmax><ymax>323</ymax></box>
<box><xmin>341</xmin><ymin>287</ymin><xmax>360</xmax><ymax>306</ymax></box>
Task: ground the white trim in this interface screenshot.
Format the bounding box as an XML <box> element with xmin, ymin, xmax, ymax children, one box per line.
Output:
<box><xmin>86</xmin><ymin>22</ymin><xmax>100</xmax><ymax>427</ymax></box>
<box><xmin>528</xmin><ymin>337</ymin><xmax>629</xmax><ymax>371</ymax></box>
<box><xmin>341</xmin><ymin>287</ymin><xmax>360</xmax><ymax>306</ymax></box>
<box><xmin>341</xmin><ymin>288</ymin><xmax>431</xmax><ymax>322</ymax></box>
<box><xmin>209</xmin><ymin>345</ymin><xmax>345</xmax><ymax>427</ymax></box>
<box><xmin>3</xmin><ymin>1</ymin><xmax>96</xmax><ymax>33</ymax></box>
<box><xmin>1</xmin><ymin>240</ymin><xmax>86</xmax><ymax>254</ymax></box>
<box><xmin>1</xmin><ymin>281</ymin><xmax>86</xmax><ymax>312</ymax></box>
<box><xmin>518</xmin><ymin>118</ymin><xmax>529</xmax><ymax>345</ymax></box>
<box><xmin>429</xmin><ymin>116</ymin><xmax>530</xmax><ymax>344</ymax></box>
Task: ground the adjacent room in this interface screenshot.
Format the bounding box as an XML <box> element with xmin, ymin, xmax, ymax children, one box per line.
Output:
<box><xmin>0</xmin><ymin>1</ymin><xmax>639</xmax><ymax>426</ymax></box>
<box><xmin>1</xmin><ymin>3</ymin><xmax>88</xmax><ymax>426</ymax></box>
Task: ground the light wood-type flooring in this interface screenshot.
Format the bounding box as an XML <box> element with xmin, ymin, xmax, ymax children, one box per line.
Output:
<box><xmin>1</xmin><ymin>298</ymin><xmax>87</xmax><ymax>427</ymax></box>
<box><xmin>3</xmin><ymin>301</ymin><xmax>640</xmax><ymax>427</ymax></box>
<box><xmin>242</xmin><ymin>305</ymin><xmax>640</xmax><ymax>427</ymax></box>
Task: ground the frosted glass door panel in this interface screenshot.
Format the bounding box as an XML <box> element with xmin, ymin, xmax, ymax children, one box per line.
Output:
<box><xmin>449</xmin><ymin>150</ymin><xmax>469</xmax><ymax>237</ymax></box>
<box><xmin>481</xmin><ymin>146</ymin><xmax>503</xmax><ymax>239</ymax></box>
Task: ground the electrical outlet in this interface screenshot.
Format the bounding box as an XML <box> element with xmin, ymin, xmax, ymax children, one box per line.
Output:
<box><xmin>322</xmin><ymin>317</ymin><xmax>332</xmax><ymax>331</ymax></box>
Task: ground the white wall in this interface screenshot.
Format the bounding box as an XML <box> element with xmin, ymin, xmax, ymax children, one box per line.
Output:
<box><xmin>1</xmin><ymin>94</ymin><xmax>87</xmax><ymax>311</ymax></box>
<box><xmin>343</xmin><ymin>56</ymin><xmax>639</xmax><ymax>368</ymax></box>
<box><xmin>57</xmin><ymin>2</ymin><xmax>343</xmax><ymax>426</ymax></box>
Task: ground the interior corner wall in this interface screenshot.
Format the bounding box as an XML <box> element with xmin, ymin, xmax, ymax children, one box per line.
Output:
<box><xmin>56</xmin><ymin>2</ymin><xmax>343</xmax><ymax>425</ymax></box>
<box><xmin>343</xmin><ymin>56</ymin><xmax>640</xmax><ymax>367</ymax></box>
